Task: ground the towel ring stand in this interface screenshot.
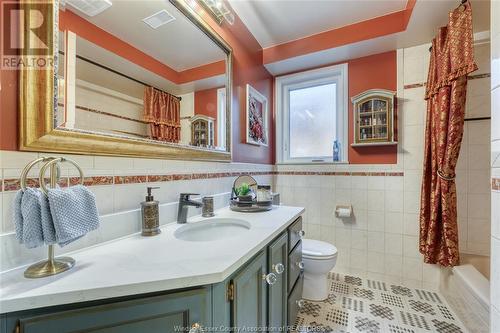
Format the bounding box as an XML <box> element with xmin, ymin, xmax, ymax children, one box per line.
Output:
<box><xmin>19</xmin><ymin>157</ymin><xmax>59</xmax><ymax>191</ymax></box>
<box><xmin>39</xmin><ymin>157</ymin><xmax>84</xmax><ymax>194</ymax></box>
<box><xmin>23</xmin><ymin>157</ymin><xmax>84</xmax><ymax>279</ymax></box>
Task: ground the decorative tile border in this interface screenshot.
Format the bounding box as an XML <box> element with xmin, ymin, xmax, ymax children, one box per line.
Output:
<box><xmin>403</xmin><ymin>73</ymin><xmax>491</xmax><ymax>90</ymax></box>
<box><xmin>2</xmin><ymin>178</ymin><xmax>68</xmax><ymax>192</ymax></box>
<box><xmin>114</xmin><ymin>175</ymin><xmax>148</xmax><ymax>184</ymax></box>
<box><xmin>0</xmin><ymin>171</ymin><xmax>404</xmax><ymax>192</ymax></box>
<box><xmin>492</xmin><ymin>178</ymin><xmax>500</xmax><ymax>191</ymax></box>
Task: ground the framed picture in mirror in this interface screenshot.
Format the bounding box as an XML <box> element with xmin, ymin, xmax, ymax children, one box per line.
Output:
<box><xmin>245</xmin><ymin>84</ymin><xmax>268</xmax><ymax>146</ymax></box>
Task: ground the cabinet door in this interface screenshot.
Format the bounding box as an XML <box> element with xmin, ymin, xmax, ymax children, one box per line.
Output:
<box><xmin>268</xmin><ymin>232</ymin><xmax>288</xmax><ymax>330</ymax></box>
<box><xmin>16</xmin><ymin>288</ymin><xmax>211</xmax><ymax>333</ymax></box>
<box><xmin>288</xmin><ymin>241</ymin><xmax>303</xmax><ymax>294</ymax></box>
<box><xmin>231</xmin><ymin>251</ymin><xmax>267</xmax><ymax>330</ymax></box>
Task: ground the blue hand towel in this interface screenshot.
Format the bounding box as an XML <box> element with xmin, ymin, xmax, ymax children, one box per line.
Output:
<box><xmin>47</xmin><ymin>185</ymin><xmax>100</xmax><ymax>246</ymax></box>
<box><xmin>18</xmin><ymin>188</ymin><xmax>45</xmax><ymax>248</ymax></box>
<box><xmin>13</xmin><ymin>190</ymin><xmax>24</xmax><ymax>243</ymax></box>
<box><xmin>40</xmin><ymin>194</ymin><xmax>57</xmax><ymax>245</ymax></box>
<box><xmin>13</xmin><ymin>188</ymin><xmax>53</xmax><ymax>248</ymax></box>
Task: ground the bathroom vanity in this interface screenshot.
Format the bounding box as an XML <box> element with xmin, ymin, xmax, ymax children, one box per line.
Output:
<box><xmin>0</xmin><ymin>207</ymin><xmax>304</xmax><ymax>333</ymax></box>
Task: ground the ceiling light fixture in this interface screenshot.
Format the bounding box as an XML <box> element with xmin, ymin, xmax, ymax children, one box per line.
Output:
<box><xmin>196</xmin><ymin>0</ymin><xmax>234</xmax><ymax>25</ymax></box>
<box><xmin>142</xmin><ymin>9</ymin><xmax>176</xmax><ymax>29</ymax></box>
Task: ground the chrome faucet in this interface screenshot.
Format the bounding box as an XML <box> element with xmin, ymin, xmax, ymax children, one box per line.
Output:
<box><xmin>177</xmin><ymin>193</ymin><xmax>203</xmax><ymax>224</ymax></box>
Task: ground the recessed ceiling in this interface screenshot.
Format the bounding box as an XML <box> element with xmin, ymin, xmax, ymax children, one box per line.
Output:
<box><xmin>228</xmin><ymin>0</ymin><xmax>408</xmax><ymax>48</ymax></box>
<box><xmin>67</xmin><ymin>0</ymin><xmax>225</xmax><ymax>71</ymax></box>
<box><xmin>76</xmin><ymin>36</ymin><xmax>226</xmax><ymax>96</ymax></box>
<box><xmin>228</xmin><ymin>0</ymin><xmax>490</xmax><ymax>75</ymax></box>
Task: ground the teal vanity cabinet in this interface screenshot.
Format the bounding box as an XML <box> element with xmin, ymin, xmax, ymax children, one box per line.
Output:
<box><xmin>2</xmin><ymin>288</ymin><xmax>212</xmax><ymax>333</ymax></box>
<box><xmin>2</xmin><ymin>216</ymin><xmax>304</xmax><ymax>333</ymax></box>
<box><xmin>267</xmin><ymin>233</ymin><xmax>288</xmax><ymax>330</ymax></box>
<box><xmin>230</xmin><ymin>251</ymin><xmax>268</xmax><ymax>329</ymax></box>
<box><xmin>287</xmin><ymin>217</ymin><xmax>304</xmax><ymax>326</ymax></box>
<box><xmin>227</xmin><ymin>218</ymin><xmax>302</xmax><ymax>332</ymax></box>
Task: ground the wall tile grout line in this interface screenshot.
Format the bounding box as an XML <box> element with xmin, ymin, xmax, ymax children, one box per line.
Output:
<box><xmin>403</xmin><ymin>73</ymin><xmax>491</xmax><ymax>90</ymax></box>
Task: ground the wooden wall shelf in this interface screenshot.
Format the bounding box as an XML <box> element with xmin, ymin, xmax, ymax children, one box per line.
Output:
<box><xmin>351</xmin><ymin>89</ymin><xmax>396</xmax><ymax>146</ymax></box>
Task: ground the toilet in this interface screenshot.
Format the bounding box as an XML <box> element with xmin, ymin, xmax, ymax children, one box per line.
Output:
<box><xmin>302</xmin><ymin>239</ymin><xmax>338</xmax><ymax>301</ymax></box>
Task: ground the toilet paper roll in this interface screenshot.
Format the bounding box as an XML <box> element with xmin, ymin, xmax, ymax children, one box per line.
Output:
<box><xmin>336</xmin><ymin>206</ymin><xmax>352</xmax><ymax>218</ymax></box>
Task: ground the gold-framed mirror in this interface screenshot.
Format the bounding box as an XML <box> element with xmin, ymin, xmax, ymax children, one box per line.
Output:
<box><xmin>19</xmin><ymin>0</ymin><xmax>232</xmax><ymax>161</ymax></box>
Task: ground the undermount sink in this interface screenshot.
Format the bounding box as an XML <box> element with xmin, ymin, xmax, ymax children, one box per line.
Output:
<box><xmin>174</xmin><ymin>218</ymin><xmax>251</xmax><ymax>242</ymax></box>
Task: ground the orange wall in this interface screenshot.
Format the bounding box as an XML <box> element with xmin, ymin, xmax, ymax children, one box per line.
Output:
<box><xmin>348</xmin><ymin>51</ymin><xmax>397</xmax><ymax>164</ymax></box>
<box><xmin>194</xmin><ymin>87</ymin><xmax>219</xmax><ymax>145</ymax></box>
<box><xmin>0</xmin><ymin>0</ymin><xmax>18</xmax><ymax>151</ymax></box>
<box><xmin>0</xmin><ymin>68</ymin><xmax>18</xmax><ymax>151</ymax></box>
<box><xmin>277</xmin><ymin>51</ymin><xmax>397</xmax><ymax>164</ymax></box>
<box><xmin>195</xmin><ymin>4</ymin><xmax>275</xmax><ymax>164</ymax></box>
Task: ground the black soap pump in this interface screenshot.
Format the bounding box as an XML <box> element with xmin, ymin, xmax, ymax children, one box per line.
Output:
<box><xmin>141</xmin><ymin>186</ymin><xmax>161</xmax><ymax>236</ymax></box>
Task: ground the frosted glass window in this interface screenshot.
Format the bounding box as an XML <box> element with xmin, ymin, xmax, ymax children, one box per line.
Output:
<box><xmin>275</xmin><ymin>63</ymin><xmax>348</xmax><ymax>163</ymax></box>
<box><xmin>289</xmin><ymin>83</ymin><xmax>336</xmax><ymax>158</ymax></box>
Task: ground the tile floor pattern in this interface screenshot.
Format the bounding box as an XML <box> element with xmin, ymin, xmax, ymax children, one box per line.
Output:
<box><xmin>294</xmin><ymin>273</ymin><xmax>468</xmax><ymax>333</ymax></box>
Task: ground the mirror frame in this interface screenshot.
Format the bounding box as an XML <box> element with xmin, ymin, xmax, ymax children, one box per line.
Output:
<box><xmin>19</xmin><ymin>0</ymin><xmax>232</xmax><ymax>161</ymax></box>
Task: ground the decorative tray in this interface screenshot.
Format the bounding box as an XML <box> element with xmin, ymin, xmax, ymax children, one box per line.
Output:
<box><xmin>229</xmin><ymin>199</ymin><xmax>273</xmax><ymax>212</ymax></box>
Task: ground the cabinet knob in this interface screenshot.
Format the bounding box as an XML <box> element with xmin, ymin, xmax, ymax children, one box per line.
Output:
<box><xmin>296</xmin><ymin>261</ymin><xmax>304</xmax><ymax>270</ymax></box>
<box><xmin>296</xmin><ymin>299</ymin><xmax>304</xmax><ymax>308</ymax></box>
<box><xmin>296</xmin><ymin>230</ymin><xmax>305</xmax><ymax>238</ymax></box>
<box><xmin>273</xmin><ymin>263</ymin><xmax>285</xmax><ymax>274</ymax></box>
<box><xmin>262</xmin><ymin>272</ymin><xmax>277</xmax><ymax>285</ymax></box>
<box><xmin>189</xmin><ymin>323</ymin><xmax>202</xmax><ymax>333</ymax></box>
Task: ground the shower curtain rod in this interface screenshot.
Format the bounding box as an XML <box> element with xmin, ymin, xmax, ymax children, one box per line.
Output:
<box><xmin>59</xmin><ymin>51</ymin><xmax>182</xmax><ymax>101</ymax></box>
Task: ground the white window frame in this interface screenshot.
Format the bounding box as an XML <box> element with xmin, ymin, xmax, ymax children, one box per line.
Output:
<box><xmin>217</xmin><ymin>87</ymin><xmax>226</xmax><ymax>150</ymax></box>
<box><xmin>275</xmin><ymin>63</ymin><xmax>349</xmax><ymax>164</ymax></box>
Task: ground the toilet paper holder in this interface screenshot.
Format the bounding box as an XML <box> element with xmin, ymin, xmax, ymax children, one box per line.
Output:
<box><xmin>335</xmin><ymin>205</ymin><xmax>353</xmax><ymax>218</ymax></box>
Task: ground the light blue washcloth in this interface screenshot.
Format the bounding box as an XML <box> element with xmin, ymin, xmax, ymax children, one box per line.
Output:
<box><xmin>13</xmin><ymin>190</ymin><xmax>24</xmax><ymax>243</ymax></box>
<box><xmin>16</xmin><ymin>188</ymin><xmax>45</xmax><ymax>248</ymax></box>
<box><xmin>39</xmin><ymin>194</ymin><xmax>57</xmax><ymax>245</ymax></box>
<box><xmin>47</xmin><ymin>185</ymin><xmax>100</xmax><ymax>247</ymax></box>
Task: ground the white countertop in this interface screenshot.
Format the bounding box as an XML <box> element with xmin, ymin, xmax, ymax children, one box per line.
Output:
<box><xmin>0</xmin><ymin>206</ymin><xmax>304</xmax><ymax>314</ymax></box>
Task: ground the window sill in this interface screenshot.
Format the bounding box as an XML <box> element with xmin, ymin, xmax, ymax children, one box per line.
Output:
<box><xmin>276</xmin><ymin>161</ymin><xmax>349</xmax><ymax>165</ymax></box>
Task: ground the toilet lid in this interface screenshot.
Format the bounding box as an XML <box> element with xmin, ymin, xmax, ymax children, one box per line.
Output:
<box><xmin>302</xmin><ymin>239</ymin><xmax>337</xmax><ymax>259</ymax></box>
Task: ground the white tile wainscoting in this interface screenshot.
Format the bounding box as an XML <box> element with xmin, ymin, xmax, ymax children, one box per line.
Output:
<box><xmin>0</xmin><ymin>150</ymin><xmax>274</xmax><ymax>272</ymax></box>
<box><xmin>275</xmin><ymin>165</ymin><xmax>437</xmax><ymax>289</ymax></box>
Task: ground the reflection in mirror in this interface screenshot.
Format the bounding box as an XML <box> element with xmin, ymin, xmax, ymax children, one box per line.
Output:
<box><xmin>57</xmin><ymin>0</ymin><xmax>228</xmax><ymax>151</ymax></box>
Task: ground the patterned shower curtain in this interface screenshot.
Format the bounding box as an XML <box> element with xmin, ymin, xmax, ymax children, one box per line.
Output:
<box><xmin>143</xmin><ymin>86</ymin><xmax>181</xmax><ymax>143</ymax></box>
<box><xmin>419</xmin><ymin>1</ymin><xmax>477</xmax><ymax>267</ymax></box>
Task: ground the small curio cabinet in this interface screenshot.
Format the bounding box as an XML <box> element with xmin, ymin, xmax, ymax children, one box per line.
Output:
<box><xmin>351</xmin><ymin>89</ymin><xmax>396</xmax><ymax>146</ymax></box>
<box><xmin>190</xmin><ymin>115</ymin><xmax>215</xmax><ymax>148</ymax></box>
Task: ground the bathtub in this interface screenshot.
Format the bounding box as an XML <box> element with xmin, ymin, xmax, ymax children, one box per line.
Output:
<box><xmin>439</xmin><ymin>253</ymin><xmax>490</xmax><ymax>333</ymax></box>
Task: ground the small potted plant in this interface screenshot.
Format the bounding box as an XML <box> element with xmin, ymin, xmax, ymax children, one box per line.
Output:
<box><xmin>235</xmin><ymin>183</ymin><xmax>254</xmax><ymax>202</ymax></box>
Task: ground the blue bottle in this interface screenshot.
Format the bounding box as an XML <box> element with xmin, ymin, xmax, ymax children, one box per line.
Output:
<box><xmin>333</xmin><ymin>140</ymin><xmax>341</xmax><ymax>162</ymax></box>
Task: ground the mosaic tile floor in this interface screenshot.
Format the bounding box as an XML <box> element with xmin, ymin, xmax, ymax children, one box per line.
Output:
<box><xmin>294</xmin><ymin>273</ymin><xmax>468</xmax><ymax>333</ymax></box>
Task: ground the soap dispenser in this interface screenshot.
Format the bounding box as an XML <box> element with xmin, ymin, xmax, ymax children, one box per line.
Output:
<box><xmin>141</xmin><ymin>187</ymin><xmax>160</xmax><ymax>236</ymax></box>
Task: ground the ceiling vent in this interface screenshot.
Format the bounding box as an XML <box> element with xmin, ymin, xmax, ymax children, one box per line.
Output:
<box><xmin>66</xmin><ymin>0</ymin><xmax>112</xmax><ymax>17</ymax></box>
<box><xmin>142</xmin><ymin>10</ymin><xmax>176</xmax><ymax>29</ymax></box>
